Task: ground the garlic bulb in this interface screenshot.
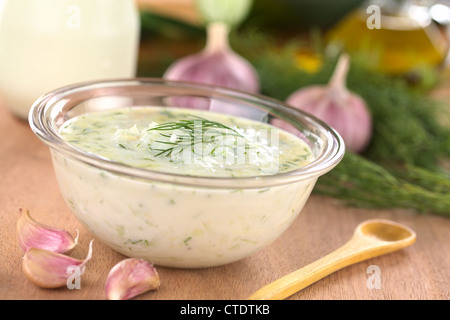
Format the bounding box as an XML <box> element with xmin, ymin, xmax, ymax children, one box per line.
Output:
<box><xmin>164</xmin><ymin>22</ymin><xmax>266</xmax><ymax>121</ymax></box>
<box><xmin>164</xmin><ymin>22</ymin><xmax>259</xmax><ymax>93</ymax></box>
<box><xmin>17</xmin><ymin>208</ymin><xmax>78</xmax><ymax>253</ymax></box>
<box><xmin>105</xmin><ymin>258</ymin><xmax>160</xmax><ymax>300</ymax></box>
<box><xmin>285</xmin><ymin>54</ymin><xmax>372</xmax><ymax>153</ymax></box>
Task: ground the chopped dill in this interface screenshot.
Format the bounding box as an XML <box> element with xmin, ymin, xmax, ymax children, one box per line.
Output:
<box><xmin>183</xmin><ymin>236</ymin><xmax>192</xmax><ymax>246</ymax></box>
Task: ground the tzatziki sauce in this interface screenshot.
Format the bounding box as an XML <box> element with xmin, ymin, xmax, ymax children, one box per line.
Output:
<box><xmin>52</xmin><ymin>107</ymin><xmax>317</xmax><ymax>267</ymax></box>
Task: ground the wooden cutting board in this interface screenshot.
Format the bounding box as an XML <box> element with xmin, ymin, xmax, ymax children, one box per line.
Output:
<box><xmin>0</xmin><ymin>98</ymin><xmax>449</xmax><ymax>300</ymax></box>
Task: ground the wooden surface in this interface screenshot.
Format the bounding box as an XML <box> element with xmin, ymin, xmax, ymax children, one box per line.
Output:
<box><xmin>137</xmin><ymin>0</ymin><xmax>201</xmax><ymax>25</ymax></box>
<box><xmin>0</xmin><ymin>99</ymin><xmax>449</xmax><ymax>300</ymax></box>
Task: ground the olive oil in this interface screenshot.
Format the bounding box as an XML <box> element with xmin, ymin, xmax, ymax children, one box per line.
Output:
<box><xmin>326</xmin><ymin>1</ymin><xmax>448</xmax><ymax>75</ymax></box>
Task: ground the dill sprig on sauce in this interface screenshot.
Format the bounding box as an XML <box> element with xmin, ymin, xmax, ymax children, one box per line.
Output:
<box><xmin>147</xmin><ymin>115</ymin><xmax>244</xmax><ymax>157</ymax></box>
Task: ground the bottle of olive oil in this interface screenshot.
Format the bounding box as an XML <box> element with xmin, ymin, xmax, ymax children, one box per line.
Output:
<box><xmin>326</xmin><ymin>0</ymin><xmax>448</xmax><ymax>75</ymax></box>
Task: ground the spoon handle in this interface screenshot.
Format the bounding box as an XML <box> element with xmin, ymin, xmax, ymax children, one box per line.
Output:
<box><xmin>247</xmin><ymin>236</ymin><xmax>385</xmax><ymax>300</ymax></box>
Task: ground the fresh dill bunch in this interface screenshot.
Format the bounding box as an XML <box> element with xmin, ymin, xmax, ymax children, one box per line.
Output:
<box><xmin>315</xmin><ymin>152</ymin><xmax>450</xmax><ymax>217</ymax></box>
<box><xmin>346</xmin><ymin>64</ymin><xmax>450</xmax><ymax>172</ymax></box>
<box><xmin>230</xmin><ymin>30</ymin><xmax>450</xmax><ymax>215</ymax></box>
<box><xmin>233</xmin><ymin>30</ymin><xmax>450</xmax><ymax>171</ymax></box>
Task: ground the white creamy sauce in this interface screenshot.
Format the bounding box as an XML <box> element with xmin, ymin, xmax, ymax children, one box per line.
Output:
<box><xmin>54</xmin><ymin>107</ymin><xmax>317</xmax><ymax>267</ymax></box>
<box><xmin>59</xmin><ymin>107</ymin><xmax>313</xmax><ymax>177</ymax></box>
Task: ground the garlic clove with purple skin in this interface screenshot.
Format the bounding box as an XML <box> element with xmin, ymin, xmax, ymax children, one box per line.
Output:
<box><xmin>17</xmin><ymin>208</ymin><xmax>79</xmax><ymax>253</ymax></box>
<box><xmin>22</xmin><ymin>239</ymin><xmax>94</xmax><ymax>289</ymax></box>
<box><xmin>105</xmin><ymin>258</ymin><xmax>160</xmax><ymax>300</ymax></box>
<box><xmin>284</xmin><ymin>53</ymin><xmax>372</xmax><ymax>153</ymax></box>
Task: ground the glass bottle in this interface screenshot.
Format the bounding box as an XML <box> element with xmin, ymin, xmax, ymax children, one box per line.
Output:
<box><xmin>326</xmin><ymin>0</ymin><xmax>448</xmax><ymax>75</ymax></box>
<box><xmin>0</xmin><ymin>0</ymin><xmax>141</xmax><ymax>119</ymax></box>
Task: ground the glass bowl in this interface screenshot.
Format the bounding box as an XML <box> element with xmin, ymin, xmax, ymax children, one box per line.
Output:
<box><xmin>29</xmin><ymin>78</ymin><xmax>345</xmax><ymax>268</ymax></box>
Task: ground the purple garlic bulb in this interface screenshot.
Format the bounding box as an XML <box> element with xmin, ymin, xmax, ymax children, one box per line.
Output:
<box><xmin>164</xmin><ymin>22</ymin><xmax>259</xmax><ymax>93</ymax></box>
<box><xmin>164</xmin><ymin>22</ymin><xmax>265</xmax><ymax>120</ymax></box>
<box><xmin>285</xmin><ymin>54</ymin><xmax>372</xmax><ymax>153</ymax></box>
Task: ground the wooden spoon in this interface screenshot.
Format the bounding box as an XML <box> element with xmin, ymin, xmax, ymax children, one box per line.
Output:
<box><xmin>248</xmin><ymin>219</ymin><xmax>416</xmax><ymax>300</ymax></box>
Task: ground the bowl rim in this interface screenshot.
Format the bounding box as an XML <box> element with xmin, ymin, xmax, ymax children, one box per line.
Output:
<box><xmin>29</xmin><ymin>77</ymin><xmax>345</xmax><ymax>189</ymax></box>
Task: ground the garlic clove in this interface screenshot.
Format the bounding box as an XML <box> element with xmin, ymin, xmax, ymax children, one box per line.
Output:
<box><xmin>284</xmin><ymin>54</ymin><xmax>372</xmax><ymax>153</ymax></box>
<box><xmin>105</xmin><ymin>258</ymin><xmax>160</xmax><ymax>300</ymax></box>
<box><xmin>17</xmin><ymin>208</ymin><xmax>79</xmax><ymax>253</ymax></box>
<box><xmin>22</xmin><ymin>239</ymin><xmax>94</xmax><ymax>289</ymax></box>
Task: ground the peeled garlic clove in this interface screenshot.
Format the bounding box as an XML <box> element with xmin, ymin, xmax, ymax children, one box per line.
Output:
<box><xmin>105</xmin><ymin>258</ymin><xmax>160</xmax><ymax>300</ymax></box>
<box><xmin>22</xmin><ymin>239</ymin><xmax>94</xmax><ymax>289</ymax></box>
<box><xmin>285</xmin><ymin>54</ymin><xmax>372</xmax><ymax>153</ymax></box>
<box><xmin>17</xmin><ymin>208</ymin><xmax>79</xmax><ymax>253</ymax></box>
